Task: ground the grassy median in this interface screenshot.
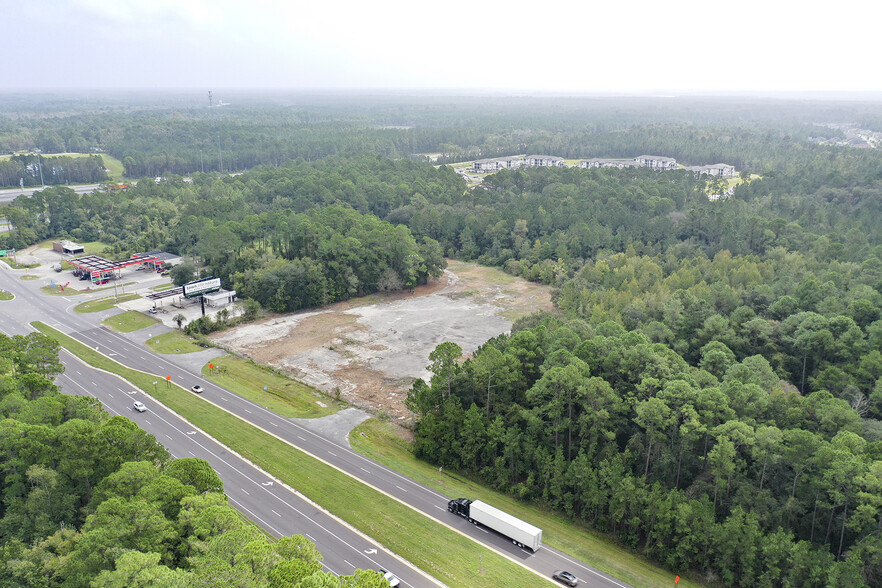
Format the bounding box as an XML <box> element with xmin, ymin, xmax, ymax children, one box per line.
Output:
<box><xmin>34</xmin><ymin>322</ymin><xmax>551</xmax><ymax>588</ymax></box>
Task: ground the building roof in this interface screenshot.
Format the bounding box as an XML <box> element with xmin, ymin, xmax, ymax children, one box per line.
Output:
<box><xmin>134</xmin><ymin>250</ymin><xmax>181</xmax><ymax>262</ymax></box>
<box><xmin>636</xmin><ymin>155</ymin><xmax>676</xmax><ymax>162</ymax></box>
<box><xmin>67</xmin><ymin>253</ymin><xmax>159</xmax><ymax>274</ymax></box>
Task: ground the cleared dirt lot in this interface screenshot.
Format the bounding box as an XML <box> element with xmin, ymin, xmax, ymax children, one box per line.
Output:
<box><xmin>211</xmin><ymin>260</ymin><xmax>553</xmax><ymax>422</ymax></box>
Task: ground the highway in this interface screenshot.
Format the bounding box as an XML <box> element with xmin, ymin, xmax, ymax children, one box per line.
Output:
<box><xmin>0</xmin><ymin>183</ymin><xmax>102</xmax><ymax>203</ymax></box>
<box><xmin>0</xmin><ymin>262</ymin><xmax>632</xmax><ymax>588</ymax></box>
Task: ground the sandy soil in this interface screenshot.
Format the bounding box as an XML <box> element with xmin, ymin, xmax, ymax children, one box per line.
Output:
<box><xmin>211</xmin><ymin>260</ymin><xmax>554</xmax><ymax>422</ymax></box>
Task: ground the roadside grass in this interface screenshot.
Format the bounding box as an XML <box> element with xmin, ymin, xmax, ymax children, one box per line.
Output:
<box><xmin>0</xmin><ymin>257</ymin><xmax>40</xmax><ymax>269</ymax></box>
<box><xmin>102</xmin><ymin>310</ymin><xmax>158</xmax><ymax>332</ymax></box>
<box><xmin>97</xmin><ymin>154</ymin><xmax>125</xmax><ymax>180</ymax></box>
<box><xmin>41</xmin><ymin>284</ymin><xmax>82</xmax><ymax>296</ymax></box>
<box><xmin>147</xmin><ymin>330</ymin><xmax>204</xmax><ymax>354</ymax></box>
<box><xmin>42</xmin><ymin>280</ymin><xmax>135</xmax><ymax>296</ymax></box>
<box><xmin>350</xmin><ymin>419</ymin><xmax>704</xmax><ymax>588</ymax></box>
<box><xmin>21</xmin><ymin>275</ymin><xmax>39</xmax><ymax>281</ymax></box>
<box><xmin>202</xmin><ymin>355</ymin><xmax>341</xmax><ymax>419</ymax></box>
<box><xmin>75</xmin><ymin>293</ymin><xmax>141</xmax><ymax>312</ymax></box>
<box><xmin>32</xmin><ymin>322</ymin><xmax>550</xmax><ymax>588</ymax></box>
<box><xmin>0</xmin><ymin>290</ymin><xmax>13</xmax><ymax>301</ymax></box>
<box><xmin>154</xmin><ymin>283</ymin><xmax>174</xmax><ymax>292</ymax></box>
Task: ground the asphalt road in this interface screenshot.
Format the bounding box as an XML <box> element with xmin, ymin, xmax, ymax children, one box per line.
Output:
<box><xmin>0</xmin><ymin>263</ymin><xmax>632</xmax><ymax>588</ymax></box>
<box><xmin>54</xmin><ymin>350</ymin><xmax>431</xmax><ymax>586</ymax></box>
<box><xmin>0</xmin><ymin>183</ymin><xmax>102</xmax><ymax>203</ymax></box>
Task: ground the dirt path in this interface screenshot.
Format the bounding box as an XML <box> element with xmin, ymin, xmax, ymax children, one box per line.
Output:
<box><xmin>211</xmin><ymin>260</ymin><xmax>553</xmax><ymax>423</ymax></box>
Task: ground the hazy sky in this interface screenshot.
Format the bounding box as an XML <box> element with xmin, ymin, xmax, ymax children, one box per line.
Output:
<box><xmin>6</xmin><ymin>0</ymin><xmax>879</xmax><ymax>94</ymax></box>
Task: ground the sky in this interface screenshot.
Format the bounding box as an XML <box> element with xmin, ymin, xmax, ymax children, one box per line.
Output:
<box><xmin>5</xmin><ymin>0</ymin><xmax>881</xmax><ymax>94</ymax></box>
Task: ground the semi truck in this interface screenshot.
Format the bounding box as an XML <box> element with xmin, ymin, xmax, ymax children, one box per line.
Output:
<box><xmin>447</xmin><ymin>498</ymin><xmax>542</xmax><ymax>551</ymax></box>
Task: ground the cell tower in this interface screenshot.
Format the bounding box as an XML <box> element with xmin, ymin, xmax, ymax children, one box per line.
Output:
<box><xmin>208</xmin><ymin>90</ymin><xmax>213</xmax><ymax>109</ymax></box>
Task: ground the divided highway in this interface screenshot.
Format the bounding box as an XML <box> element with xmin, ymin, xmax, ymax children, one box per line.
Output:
<box><xmin>0</xmin><ymin>264</ymin><xmax>631</xmax><ymax>587</ymax></box>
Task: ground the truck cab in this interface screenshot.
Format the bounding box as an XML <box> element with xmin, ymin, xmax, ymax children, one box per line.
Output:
<box><xmin>448</xmin><ymin>498</ymin><xmax>472</xmax><ymax>518</ymax></box>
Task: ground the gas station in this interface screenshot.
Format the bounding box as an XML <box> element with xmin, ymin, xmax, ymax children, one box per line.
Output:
<box><xmin>65</xmin><ymin>252</ymin><xmax>160</xmax><ymax>285</ymax></box>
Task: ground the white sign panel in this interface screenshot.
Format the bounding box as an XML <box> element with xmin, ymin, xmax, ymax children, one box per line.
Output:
<box><xmin>183</xmin><ymin>277</ymin><xmax>221</xmax><ymax>297</ymax></box>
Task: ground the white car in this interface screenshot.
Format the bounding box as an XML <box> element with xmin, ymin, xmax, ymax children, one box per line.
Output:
<box><xmin>133</xmin><ymin>401</ymin><xmax>147</xmax><ymax>412</ymax></box>
<box><xmin>378</xmin><ymin>569</ymin><xmax>400</xmax><ymax>587</ymax></box>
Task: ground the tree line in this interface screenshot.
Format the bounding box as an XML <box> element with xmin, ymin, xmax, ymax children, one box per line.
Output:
<box><xmin>0</xmin><ymin>154</ymin><xmax>108</xmax><ymax>188</ymax></box>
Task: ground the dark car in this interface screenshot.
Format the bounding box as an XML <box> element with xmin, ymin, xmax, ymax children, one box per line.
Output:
<box><xmin>191</xmin><ymin>385</ymin><xmax>204</xmax><ymax>394</ymax></box>
<box><xmin>552</xmin><ymin>570</ymin><xmax>578</xmax><ymax>587</ymax></box>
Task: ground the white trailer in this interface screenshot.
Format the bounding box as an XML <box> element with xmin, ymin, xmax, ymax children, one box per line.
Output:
<box><xmin>448</xmin><ymin>498</ymin><xmax>542</xmax><ymax>551</ymax></box>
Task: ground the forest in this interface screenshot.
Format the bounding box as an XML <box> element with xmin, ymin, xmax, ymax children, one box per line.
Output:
<box><xmin>0</xmin><ymin>333</ymin><xmax>389</xmax><ymax>587</ymax></box>
<box><xmin>3</xmin><ymin>95</ymin><xmax>882</xmax><ymax>585</ymax></box>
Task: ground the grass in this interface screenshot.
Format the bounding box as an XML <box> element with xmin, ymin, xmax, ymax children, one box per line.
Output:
<box><xmin>101</xmin><ymin>310</ymin><xmax>158</xmax><ymax>332</ymax></box>
<box><xmin>0</xmin><ymin>257</ymin><xmax>40</xmax><ymax>269</ymax></box>
<box><xmin>32</xmin><ymin>322</ymin><xmax>549</xmax><ymax>588</ymax></box>
<box><xmin>75</xmin><ymin>293</ymin><xmax>141</xmax><ymax>313</ymax></box>
<box><xmin>154</xmin><ymin>283</ymin><xmax>174</xmax><ymax>292</ymax></box>
<box><xmin>0</xmin><ymin>290</ymin><xmax>13</xmax><ymax>301</ymax></box>
<box><xmin>146</xmin><ymin>330</ymin><xmax>204</xmax><ymax>354</ymax></box>
<box><xmin>350</xmin><ymin>419</ymin><xmax>704</xmax><ymax>588</ymax></box>
<box><xmin>21</xmin><ymin>275</ymin><xmax>39</xmax><ymax>281</ymax></box>
<box><xmin>41</xmin><ymin>284</ymin><xmax>82</xmax><ymax>296</ymax></box>
<box><xmin>202</xmin><ymin>355</ymin><xmax>341</xmax><ymax>419</ymax></box>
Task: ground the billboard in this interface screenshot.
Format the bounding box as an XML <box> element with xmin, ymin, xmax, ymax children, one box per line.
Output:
<box><xmin>183</xmin><ymin>276</ymin><xmax>221</xmax><ymax>298</ymax></box>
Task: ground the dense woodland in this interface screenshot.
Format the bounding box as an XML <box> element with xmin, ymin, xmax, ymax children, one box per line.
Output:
<box><xmin>0</xmin><ymin>333</ymin><xmax>389</xmax><ymax>587</ymax></box>
<box><xmin>4</xmin><ymin>95</ymin><xmax>882</xmax><ymax>586</ymax></box>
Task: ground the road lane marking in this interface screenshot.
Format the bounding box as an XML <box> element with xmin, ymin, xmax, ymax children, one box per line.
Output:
<box><xmin>395</xmin><ymin>485</ymin><xmax>408</xmax><ymax>492</ymax></box>
<box><xmin>272</xmin><ymin>510</ymin><xmax>281</xmax><ymax>517</ymax></box>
